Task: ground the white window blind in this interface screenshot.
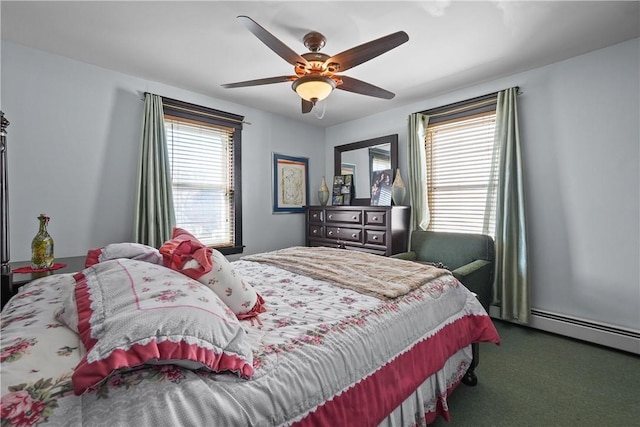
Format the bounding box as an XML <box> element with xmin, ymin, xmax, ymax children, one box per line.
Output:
<box><xmin>165</xmin><ymin>115</ymin><xmax>235</xmax><ymax>247</ymax></box>
<box><xmin>371</xmin><ymin>151</ymin><xmax>389</xmax><ymax>172</ymax></box>
<box><xmin>425</xmin><ymin>110</ymin><xmax>497</xmax><ymax>236</ymax></box>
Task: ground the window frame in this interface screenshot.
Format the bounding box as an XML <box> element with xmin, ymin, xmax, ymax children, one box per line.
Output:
<box><xmin>162</xmin><ymin>97</ymin><xmax>244</xmax><ymax>255</ymax></box>
<box><xmin>421</xmin><ymin>92</ymin><xmax>499</xmax><ymax>237</ymax></box>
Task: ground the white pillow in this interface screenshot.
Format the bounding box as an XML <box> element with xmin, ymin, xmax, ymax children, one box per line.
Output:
<box><xmin>184</xmin><ymin>249</ymin><xmax>265</xmax><ymax>320</ymax></box>
<box><xmin>85</xmin><ymin>242</ymin><xmax>162</xmax><ymax>268</ymax></box>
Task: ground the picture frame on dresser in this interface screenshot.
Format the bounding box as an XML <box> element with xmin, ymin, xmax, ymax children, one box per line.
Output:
<box><xmin>332</xmin><ymin>174</ymin><xmax>354</xmax><ymax>206</ymax></box>
<box><xmin>370</xmin><ymin>169</ymin><xmax>393</xmax><ymax>206</ymax></box>
<box><xmin>272</xmin><ymin>153</ymin><xmax>309</xmax><ymax>214</ymax></box>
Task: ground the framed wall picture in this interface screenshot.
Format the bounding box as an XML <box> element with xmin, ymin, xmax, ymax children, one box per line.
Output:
<box><xmin>272</xmin><ymin>153</ymin><xmax>309</xmax><ymax>213</ymax></box>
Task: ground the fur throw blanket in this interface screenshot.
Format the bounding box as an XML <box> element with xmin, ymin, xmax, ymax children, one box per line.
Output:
<box><xmin>242</xmin><ymin>246</ymin><xmax>450</xmax><ymax>300</ymax></box>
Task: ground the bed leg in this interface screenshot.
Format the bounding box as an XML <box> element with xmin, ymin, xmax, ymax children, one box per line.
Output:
<box><xmin>461</xmin><ymin>342</ymin><xmax>479</xmax><ymax>386</ymax></box>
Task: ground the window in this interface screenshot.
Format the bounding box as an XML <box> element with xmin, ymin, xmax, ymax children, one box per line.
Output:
<box><xmin>369</xmin><ymin>147</ymin><xmax>390</xmax><ymax>174</ymax></box>
<box><xmin>423</xmin><ymin>94</ymin><xmax>498</xmax><ymax>236</ymax></box>
<box><xmin>162</xmin><ymin>98</ymin><xmax>244</xmax><ymax>255</ymax></box>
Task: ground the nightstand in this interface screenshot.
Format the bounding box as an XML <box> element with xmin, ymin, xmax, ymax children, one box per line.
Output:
<box><xmin>1</xmin><ymin>256</ymin><xmax>86</xmax><ymax>310</ymax></box>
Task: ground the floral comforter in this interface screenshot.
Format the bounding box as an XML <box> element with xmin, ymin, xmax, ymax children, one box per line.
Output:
<box><xmin>1</xmin><ymin>258</ymin><xmax>499</xmax><ymax>426</ymax></box>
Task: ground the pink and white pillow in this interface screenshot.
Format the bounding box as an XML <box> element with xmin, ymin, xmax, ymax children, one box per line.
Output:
<box><xmin>184</xmin><ymin>250</ymin><xmax>266</xmax><ymax>320</ymax></box>
<box><xmin>61</xmin><ymin>258</ymin><xmax>254</xmax><ymax>395</ymax></box>
<box><xmin>159</xmin><ymin>227</ymin><xmax>213</xmax><ymax>280</ymax></box>
<box><xmin>160</xmin><ymin>228</ymin><xmax>266</xmax><ymax>320</ymax></box>
<box><xmin>85</xmin><ymin>242</ymin><xmax>162</xmax><ymax>268</ymax></box>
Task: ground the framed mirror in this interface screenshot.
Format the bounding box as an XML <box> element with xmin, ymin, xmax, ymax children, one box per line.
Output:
<box><xmin>334</xmin><ymin>134</ymin><xmax>398</xmax><ymax>206</ymax></box>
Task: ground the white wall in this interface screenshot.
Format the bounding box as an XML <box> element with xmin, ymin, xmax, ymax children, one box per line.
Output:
<box><xmin>326</xmin><ymin>38</ymin><xmax>640</xmax><ymax>332</ymax></box>
<box><xmin>2</xmin><ymin>38</ymin><xmax>638</xmax><ymax>333</ymax></box>
<box><xmin>1</xmin><ymin>41</ymin><xmax>326</xmax><ymax>262</ymax></box>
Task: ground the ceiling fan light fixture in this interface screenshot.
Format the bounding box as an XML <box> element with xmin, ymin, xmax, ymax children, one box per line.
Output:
<box><xmin>292</xmin><ymin>76</ymin><xmax>336</xmax><ymax>103</ymax></box>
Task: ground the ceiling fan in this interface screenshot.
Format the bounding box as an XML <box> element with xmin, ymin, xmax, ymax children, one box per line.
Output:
<box><xmin>222</xmin><ymin>16</ymin><xmax>409</xmax><ymax>114</ymax></box>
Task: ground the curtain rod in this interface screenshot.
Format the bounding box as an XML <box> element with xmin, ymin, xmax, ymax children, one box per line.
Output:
<box><xmin>419</xmin><ymin>86</ymin><xmax>522</xmax><ymax>118</ymax></box>
<box><xmin>142</xmin><ymin>92</ymin><xmax>251</xmax><ymax>125</ymax></box>
<box><xmin>427</xmin><ymin>98</ymin><xmax>497</xmax><ymax>119</ymax></box>
<box><xmin>163</xmin><ymin>103</ymin><xmax>251</xmax><ymax>126</ymax></box>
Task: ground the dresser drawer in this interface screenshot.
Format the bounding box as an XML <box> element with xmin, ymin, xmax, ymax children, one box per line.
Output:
<box><xmin>308</xmin><ymin>240</ymin><xmax>342</xmax><ymax>249</ymax></box>
<box><xmin>344</xmin><ymin>245</ymin><xmax>387</xmax><ymax>257</ymax></box>
<box><xmin>308</xmin><ymin>225</ymin><xmax>324</xmax><ymax>238</ymax></box>
<box><xmin>308</xmin><ymin>208</ymin><xmax>324</xmax><ymax>222</ymax></box>
<box><xmin>326</xmin><ymin>210</ymin><xmax>362</xmax><ymax>224</ymax></box>
<box><xmin>364</xmin><ymin>210</ymin><xmax>388</xmax><ymax>225</ymax></box>
<box><xmin>326</xmin><ymin>226</ymin><xmax>362</xmax><ymax>243</ymax></box>
<box><xmin>365</xmin><ymin>230</ymin><xmax>387</xmax><ymax>246</ymax></box>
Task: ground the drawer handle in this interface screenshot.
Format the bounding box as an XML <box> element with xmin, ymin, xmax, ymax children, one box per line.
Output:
<box><xmin>328</xmin><ymin>231</ymin><xmax>333</xmax><ymax>235</ymax></box>
<box><xmin>351</xmin><ymin>233</ymin><xmax>357</xmax><ymax>238</ymax></box>
<box><xmin>372</xmin><ymin>235</ymin><xmax>378</xmax><ymax>240</ymax></box>
<box><xmin>328</xmin><ymin>214</ymin><xmax>333</xmax><ymax>219</ymax></box>
<box><xmin>352</xmin><ymin>216</ymin><xmax>357</xmax><ymax>220</ymax></box>
<box><xmin>372</xmin><ymin>216</ymin><xmax>378</xmax><ymax>221</ymax></box>
<box><xmin>313</xmin><ymin>214</ymin><xmax>318</xmax><ymax>219</ymax></box>
<box><xmin>313</xmin><ymin>229</ymin><xmax>318</xmax><ymax>234</ymax></box>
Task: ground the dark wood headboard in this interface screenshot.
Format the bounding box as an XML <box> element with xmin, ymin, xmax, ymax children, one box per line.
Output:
<box><xmin>1</xmin><ymin>111</ymin><xmax>11</xmax><ymax>294</ymax></box>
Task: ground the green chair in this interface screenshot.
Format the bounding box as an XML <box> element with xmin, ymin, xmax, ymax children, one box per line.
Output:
<box><xmin>392</xmin><ymin>230</ymin><xmax>495</xmax><ymax>311</ymax></box>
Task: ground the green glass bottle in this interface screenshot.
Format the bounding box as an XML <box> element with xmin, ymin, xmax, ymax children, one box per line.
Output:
<box><xmin>31</xmin><ymin>213</ymin><xmax>54</xmax><ymax>269</ymax></box>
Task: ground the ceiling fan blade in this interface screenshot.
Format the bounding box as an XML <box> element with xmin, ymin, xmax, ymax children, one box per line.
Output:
<box><xmin>336</xmin><ymin>75</ymin><xmax>395</xmax><ymax>99</ymax></box>
<box><xmin>325</xmin><ymin>31</ymin><xmax>409</xmax><ymax>72</ymax></box>
<box><xmin>222</xmin><ymin>75</ymin><xmax>296</xmax><ymax>88</ymax></box>
<box><xmin>302</xmin><ymin>99</ymin><xmax>313</xmax><ymax>114</ymax></box>
<box><xmin>237</xmin><ymin>16</ymin><xmax>308</xmax><ymax>67</ymax></box>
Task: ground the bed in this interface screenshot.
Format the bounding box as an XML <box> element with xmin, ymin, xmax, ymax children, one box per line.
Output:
<box><xmin>0</xmin><ymin>113</ymin><xmax>499</xmax><ymax>426</ymax></box>
<box><xmin>1</xmin><ymin>241</ymin><xmax>499</xmax><ymax>427</ymax></box>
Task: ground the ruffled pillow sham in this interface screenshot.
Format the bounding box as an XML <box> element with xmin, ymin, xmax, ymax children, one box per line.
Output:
<box><xmin>159</xmin><ymin>227</ymin><xmax>213</xmax><ymax>280</ymax></box>
<box><xmin>62</xmin><ymin>258</ymin><xmax>253</xmax><ymax>395</ymax></box>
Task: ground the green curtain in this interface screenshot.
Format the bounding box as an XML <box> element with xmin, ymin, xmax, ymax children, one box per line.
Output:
<box><xmin>494</xmin><ymin>87</ymin><xmax>530</xmax><ymax>323</ymax></box>
<box><xmin>133</xmin><ymin>93</ymin><xmax>175</xmax><ymax>247</ymax></box>
<box><xmin>407</xmin><ymin>113</ymin><xmax>430</xmax><ymax>231</ymax></box>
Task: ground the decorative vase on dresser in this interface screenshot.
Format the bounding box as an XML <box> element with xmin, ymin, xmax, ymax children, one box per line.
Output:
<box><xmin>391</xmin><ymin>168</ymin><xmax>407</xmax><ymax>205</ymax></box>
<box><xmin>306</xmin><ymin>205</ymin><xmax>410</xmax><ymax>256</ymax></box>
<box><xmin>318</xmin><ymin>177</ymin><xmax>330</xmax><ymax>206</ymax></box>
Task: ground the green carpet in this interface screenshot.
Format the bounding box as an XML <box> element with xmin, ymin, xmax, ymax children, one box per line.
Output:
<box><xmin>429</xmin><ymin>320</ymin><xmax>640</xmax><ymax>426</ymax></box>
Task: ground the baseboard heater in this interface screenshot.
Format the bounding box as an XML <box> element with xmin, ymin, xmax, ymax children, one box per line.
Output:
<box><xmin>490</xmin><ymin>306</ymin><xmax>640</xmax><ymax>355</ymax></box>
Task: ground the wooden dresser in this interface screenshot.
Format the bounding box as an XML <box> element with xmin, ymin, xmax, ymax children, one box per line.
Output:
<box><xmin>306</xmin><ymin>205</ymin><xmax>410</xmax><ymax>256</ymax></box>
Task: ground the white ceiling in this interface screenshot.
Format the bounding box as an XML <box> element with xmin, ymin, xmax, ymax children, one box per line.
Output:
<box><xmin>2</xmin><ymin>1</ymin><xmax>639</xmax><ymax>127</ymax></box>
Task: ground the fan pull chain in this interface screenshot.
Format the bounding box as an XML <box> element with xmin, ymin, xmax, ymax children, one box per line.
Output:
<box><xmin>314</xmin><ymin>101</ymin><xmax>327</xmax><ymax>119</ymax></box>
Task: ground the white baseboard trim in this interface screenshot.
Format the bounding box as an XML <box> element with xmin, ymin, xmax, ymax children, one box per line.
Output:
<box><xmin>489</xmin><ymin>306</ymin><xmax>640</xmax><ymax>355</ymax></box>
